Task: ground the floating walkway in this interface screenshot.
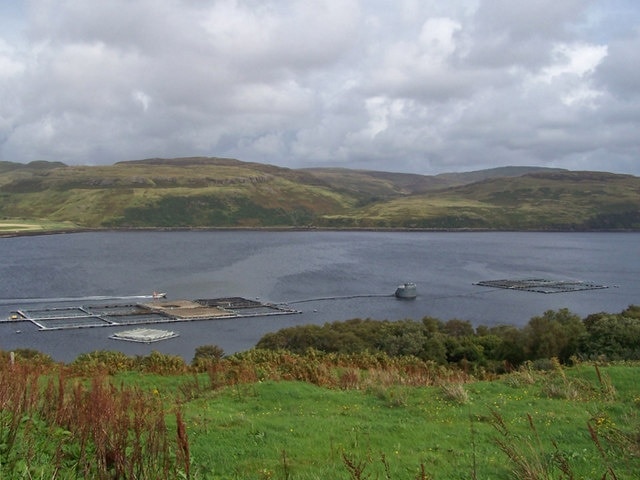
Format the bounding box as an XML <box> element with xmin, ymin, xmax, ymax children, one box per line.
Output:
<box><xmin>475</xmin><ymin>278</ymin><xmax>608</xmax><ymax>294</ymax></box>
<box><xmin>7</xmin><ymin>297</ymin><xmax>299</xmax><ymax>331</ymax></box>
<box><xmin>283</xmin><ymin>293</ymin><xmax>393</xmax><ymax>305</ymax></box>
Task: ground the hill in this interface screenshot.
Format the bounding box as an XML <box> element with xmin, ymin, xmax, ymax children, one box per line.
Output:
<box><xmin>303</xmin><ymin>165</ymin><xmax>568</xmax><ymax>197</ymax></box>
<box><xmin>331</xmin><ymin>170</ymin><xmax>640</xmax><ymax>229</ymax></box>
<box><xmin>0</xmin><ymin>157</ymin><xmax>639</xmax><ymax>231</ymax></box>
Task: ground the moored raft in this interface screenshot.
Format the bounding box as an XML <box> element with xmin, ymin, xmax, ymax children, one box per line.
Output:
<box><xmin>110</xmin><ymin>328</ymin><xmax>179</xmax><ymax>343</ymax></box>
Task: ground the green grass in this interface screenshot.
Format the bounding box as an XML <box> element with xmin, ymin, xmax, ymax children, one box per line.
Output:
<box><xmin>1</xmin><ymin>354</ymin><xmax>638</xmax><ymax>479</ymax></box>
<box><xmin>125</xmin><ymin>363</ymin><xmax>640</xmax><ymax>479</ymax></box>
<box><xmin>0</xmin><ymin>219</ymin><xmax>80</xmax><ymax>233</ymax></box>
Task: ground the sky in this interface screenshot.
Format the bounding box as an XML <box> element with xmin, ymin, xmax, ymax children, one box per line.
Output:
<box><xmin>0</xmin><ymin>0</ymin><xmax>639</xmax><ymax>175</ymax></box>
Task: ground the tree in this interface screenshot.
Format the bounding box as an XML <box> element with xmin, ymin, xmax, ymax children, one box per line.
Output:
<box><xmin>443</xmin><ymin>319</ymin><xmax>474</xmax><ymax>337</ymax></box>
<box><xmin>192</xmin><ymin>344</ymin><xmax>225</xmax><ymax>371</ymax></box>
<box><xmin>524</xmin><ymin>309</ymin><xmax>585</xmax><ymax>362</ymax></box>
<box><xmin>487</xmin><ymin>325</ymin><xmax>527</xmax><ymax>367</ymax></box>
<box><xmin>377</xmin><ymin>320</ymin><xmax>425</xmax><ymax>357</ymax></box>
<box><xmin>445</xmin><ymin>336</ymin><xmax>485</xmax><ymax>364</ymax></box>
<box><xmin>422</xmin><ymin>316</ymin><xmax>444</xmax><ymax>333</ymax></box>
<box><xmin>580</xmin><ymin>313</ymin><xmax>640</xmax><ymax>360</ymax></box>
<box><xmin>620</xmin><ymin>304</ymin><xmax>640</xmax><ymax>319</ymax></box>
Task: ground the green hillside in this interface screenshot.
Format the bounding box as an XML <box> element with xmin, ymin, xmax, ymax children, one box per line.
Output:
<box><xmin>0</xmin><ymin>157</ymin><xmax>351</xmax><ymax>229</ymax></box>
<box><xmin>321</xmin><ymin>171</ymin><xmax>640</xmax><ymax>229</ymax></box>
<box><xmin>1</xmin><ymin>157</ymin><xmax>639</xmax><ymax>232</ymax></box>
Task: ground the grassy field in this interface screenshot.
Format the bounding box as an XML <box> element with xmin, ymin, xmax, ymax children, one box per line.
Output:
<box><xmin>176</xmin><ymin>365</ymin><xmax>638</xmax><ymax>479</ymax></box>
<box><xmin>0</xmin><ymin>219</ymin><xmax>80</xmax><ymax>234</ymax></box>
<box><xmin>1</xmin><ymin>351</ymin><xmax>638</xmax><ymax>479</ymax></box>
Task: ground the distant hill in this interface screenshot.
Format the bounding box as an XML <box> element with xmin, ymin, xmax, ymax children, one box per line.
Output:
<box><xmin>339</xmin><ymin>170</ymin><xmax>640</xmax><ymax>230</ymax></box>
<box><xmin>0</xmin><ymin>160</ymin><xmax>67</xmax><ymax>174</ymax></box>
<box><xmin>433</xmin><ymin>165</ymin><xmax>568</xmax><ymax>187</ymax></box>
<box><xmin>302</xmin><ymin>165</ymin><xmax>567</xmax><ymax>197</ymax></box>
<box><xmin>0</xmin><ymin>157</ymin><xmax>638</xmax><ymax>231</ymax></box>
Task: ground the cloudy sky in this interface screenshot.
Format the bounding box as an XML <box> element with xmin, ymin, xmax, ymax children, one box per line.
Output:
<box><xmin>1</xmin><ymin>0</ymin><xmax>639</xmax><ymax>175</ymax></box>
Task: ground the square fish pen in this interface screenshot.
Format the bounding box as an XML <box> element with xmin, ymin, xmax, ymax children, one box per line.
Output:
<box><xmin>14</xmin><ymin>304</ymin><xmax>174</xmax><ymax>330</ymax></box>
<box><xmin>15</xmin><ymin>306</ymin><xmax>114</xmax><ymax>330</ymax></box>
<box><xmin>194</xmin><ymin>297</ymin><xmax>297</xmax><ymax>316</ymax></box>
<box><xmin>10</xmin><ymin>297</ymin><xmax>300</xmax><ymax>331</ymax></box>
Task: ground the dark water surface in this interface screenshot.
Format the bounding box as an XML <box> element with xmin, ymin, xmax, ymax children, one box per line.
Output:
<box><xmin>1</xmin><ymin>231</ymin><xmax>638</xmax><ymax>362</ymax></box>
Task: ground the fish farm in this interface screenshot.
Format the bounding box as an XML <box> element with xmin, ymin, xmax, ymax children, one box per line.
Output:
<box><xmin>475</xmin><ymin>278</ymin><xmax>608</xmax><ymax>294</ymax></box>
<box><xmin>8</xmin><ymin>297</ymin><xmax>299</xmax><ymax>331</ymax></box>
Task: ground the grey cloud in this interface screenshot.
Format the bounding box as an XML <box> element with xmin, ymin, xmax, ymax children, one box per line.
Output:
<box><xmin>595</xmin><ymin>32</ymin><xmax>640</xmax><ymax>98</ymax></box>
<box><xmin>472</xmin><ymin>0</ymin><xmax>590</xmax><ymax>40</ymax></box>
<box><xmin>463</xmin><ymin>0</ymin><xmax>591</xmax><ymax>69</ymax></box>
<box><xmin>0</xmin><ymin>0</ymin><xmax>638</xmax><ymax>176</ymax></box>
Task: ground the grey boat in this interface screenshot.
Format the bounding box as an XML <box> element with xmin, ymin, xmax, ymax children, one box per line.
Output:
<box><xmin>395</xmin><ymin>282</ymin><xmax>417</xmax><ymax>299</ymax></box>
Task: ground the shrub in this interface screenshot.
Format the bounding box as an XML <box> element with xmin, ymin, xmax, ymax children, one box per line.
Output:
<box><xmin>191</xmin><ymin>344</ymin><xmax>225</xmax><ymax>372</ymax></box>
<box><xmin>70</xmin><ymin>350</ymin><xmax>135</xmax><ymax>376</ymax></box>
<box><xmin>439</xmin><ymin>382</ymin><xmax>469</xmax><ymax>404</ymax></box>
<box><xmin>137</xmin><ymin>351</ymin><xmax>187</xmax><ymax>375</ymax></box>
<box><xmin>12</xmin><ymin>348</ymin><xmax>55</xmax><ymax>367</ymax></box>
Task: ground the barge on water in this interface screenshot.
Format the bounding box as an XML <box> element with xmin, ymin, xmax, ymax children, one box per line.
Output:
<box><xmin>395</xmin><ymin>282</ymin><xmax>417</xmax><ymax>299</ymax></box>
<box><xmin>7</xmin><ymin>296</ymin><xmax>299</xmax><ymax>331</ymax></box>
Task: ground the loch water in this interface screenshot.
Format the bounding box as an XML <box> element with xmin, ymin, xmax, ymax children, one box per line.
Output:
<box><xmin>1</xmin><ymin>231</ymin><xmax>638</xmax><ymax>362</ymax></box>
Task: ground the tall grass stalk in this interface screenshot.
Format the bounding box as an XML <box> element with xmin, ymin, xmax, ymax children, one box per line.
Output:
<box><xmin>0</xmin><ymin>362</ymin><xmax>188</xmax><ymax>478</ymax></box>
<box><xmin>491</xmin><ymin>410</ymin><xmax>572</xmax><ymax>480</ymax></box>
<box><xmin>587</xmin><ymin>423</ymin><xmax>619</xmax><ymax>480</ymax></box>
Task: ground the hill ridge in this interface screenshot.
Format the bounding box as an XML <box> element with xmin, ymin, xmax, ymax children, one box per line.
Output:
<box><xmin>0</xmin><ymin>158</ymin><xmax>638</xmax><ymax>231</ymax></box>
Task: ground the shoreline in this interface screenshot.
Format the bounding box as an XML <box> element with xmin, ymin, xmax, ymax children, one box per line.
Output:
<box><xmin>2</xmin><ymin>225</ymin><xmax>639</xmax><ymax>238</ymax></box>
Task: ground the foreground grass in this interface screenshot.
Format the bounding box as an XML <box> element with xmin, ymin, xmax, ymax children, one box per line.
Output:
<box><xmin>135</xmin><ymin>363</ymin><xmax>639</xmax><ymax>479</ymax></box>
<box><xmin>1</xmin><ymin>355</ymin><xmax>638</xmax><ymax>479</ymax></box>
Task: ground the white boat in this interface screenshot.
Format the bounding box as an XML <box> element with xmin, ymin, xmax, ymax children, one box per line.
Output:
<box><xmin>395</xmin><ymin>282</ymin><xmax>417</xmax><ymax>299</ymax></box>
<box><xmin>152</xmin><ymin>291</ymin><xmax>167</xmax><ymax>299</ymax></box>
